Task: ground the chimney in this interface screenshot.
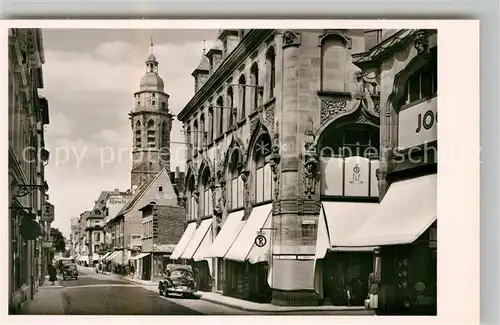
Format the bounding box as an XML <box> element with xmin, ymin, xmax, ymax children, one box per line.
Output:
<box><xmin>114</xmin><ymin>188</ymin><xmax>119</xmax><ymax>192</ymax></box>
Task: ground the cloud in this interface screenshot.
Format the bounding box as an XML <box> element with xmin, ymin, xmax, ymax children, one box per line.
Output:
<box><xmin>42</xmin><ymin>32</ymin><xmax>215</xmax><ymax>236</ymax></box>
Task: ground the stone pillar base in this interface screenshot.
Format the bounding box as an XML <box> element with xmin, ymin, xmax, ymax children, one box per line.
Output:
<box><xmin>271</xmin><ymin>289</ymin><xmax>320</xmax><ymax>306</ymax></box>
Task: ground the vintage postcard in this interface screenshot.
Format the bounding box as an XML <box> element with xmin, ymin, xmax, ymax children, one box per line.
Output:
<box><xmin>3</xmin><ymin>20</ymin><xmax>479</xmax><ymax>324</ymax></box>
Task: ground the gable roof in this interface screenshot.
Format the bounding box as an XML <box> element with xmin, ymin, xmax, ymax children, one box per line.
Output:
<box><xmin>117</xmin><ymin>168</ymin><xmax>176</xmax><ymax>217</ymax></box>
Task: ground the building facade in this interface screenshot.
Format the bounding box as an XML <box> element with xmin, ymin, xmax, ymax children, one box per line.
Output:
<box><xmin>134</xmin><ymin>202</ymin><xmax>185</xmax><ymax>281</ymax></box>
<box><xmin>172</xmin><ymin>29</ymin><xmax>428</xmax><ymax>306</ymax></box>
<box><xmin>103</xmin><ymin>191</ymin><xmax>131</xmax><ymax>252</ymax></box>
<box><xmin>342</xmin><ymin>29</ymin><xmax>438</xmax><ymax>315</ymax></box>
<box><xmin>8</xmin><ymin>28</ymin><xmax>52</xmax><ymax>313</ymax></box>
<box><xmin>76</xmin><ymin>211</ymin><xmax>91</xmax><ymax>265</ymax></box>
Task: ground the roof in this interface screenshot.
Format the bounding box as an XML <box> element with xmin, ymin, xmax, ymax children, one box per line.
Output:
<box><xmin>117</xmin><ymin>168</ymin><xmax>174</xmax><ymax>217</ymax></box>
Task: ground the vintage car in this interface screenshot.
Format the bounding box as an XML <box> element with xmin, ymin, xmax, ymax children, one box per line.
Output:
<box><xmin>62</xmin><ymin>264</ymin><xmax>78</xmax><ymax>280</ymax></box>
<box><xmin>158</xmin><ymin>264</ymin><xmax>196</xmax><ymax>298</ymax></box>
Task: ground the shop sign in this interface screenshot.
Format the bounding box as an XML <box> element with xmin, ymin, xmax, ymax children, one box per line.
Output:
<box><xmin>320</xmin><ymin>157</ymin><xmax>379</xmax><ymax>197</ymax></box>
<box><xmin>41</xmin><ymin>203</ymin><xmax>55</xmax><ymax>222</ymax></box>
<box><xmin>42</xmin><ymin>240</ymin><xmax>53</xmax><ymax>248</ymax></box>
<box><xmin>398</xmin><ymin>96</ymin><xmax>437</xmax><ymax>150</ymax></box>
<box><xmin>254</xmin><ymin>234</ymin><xmax>267</xmax><ymax>248</ymax></box>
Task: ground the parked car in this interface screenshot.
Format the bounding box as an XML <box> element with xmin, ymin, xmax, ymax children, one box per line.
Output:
<box><xmin>158</xmin><ymin>264</ymin><xmax>196</xmax><ymax>298</ymax></box>
<box><xmin>57</xmin><ymin>258</ymin><xmax>76</xmax><ymax>273</ymax></box>
<box><xmin>63</xmin><ymin>264</ymin><xmax>78</xmax><ymax>280</ymax></box>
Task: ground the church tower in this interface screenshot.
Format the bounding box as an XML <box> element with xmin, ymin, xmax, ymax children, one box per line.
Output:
<box><xmin>129</xmin><ymin>38</ymin><xmax>172</xmax><ymax>190</ymax></box>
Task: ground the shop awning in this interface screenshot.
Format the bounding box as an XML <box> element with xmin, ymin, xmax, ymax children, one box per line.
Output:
<box><xmin>77</xmin><ymin>255</ymin><xmax>88</xmax><ymax>262</ymax></box>
<box><xmin>99</xmin><ymin>252</ymin><xmax>111</xmax><ymax>261</ymax></box>
<box><xmin>181</xmin><ymin>218</ymin><xmax>212</xmax><ymax>260</ymax></box>
<box><xmin>109</xmin><ymin>250</ymin><xmax>124</xmax><ymax>264</ymax></box>
<box><xmin>342</xmin><ymin>173</ymin><xmax>437</xmax><ymax>247</ymax></box>
<box><xmin>225</xmin><ymin>204</ymin><xmax>272</xmax><ymax>264</ymax></box>
<box><xmin>104</xmin><ymin>251</ymin><xmax>118</xmax><ymax>261</ymax></box>
<box><xmin>207</xmin><ymin>210</ymin><xmax>245</xmax><ymax>258</ymax></box>
<box><xmin>315</xmin><ymin>201</ymin><xmax>379</xmax><ymax>259</ymax></box>
<box><xmin>131</xmin><ymin>252</ymin><xmax>150</xmax><ymax>260</ymax></box>
<box><xmin>91</xmin><ymin>253</ymin><xmax>100</xmax><ymax>261</ymax></box>
<box><xmin>170</xmin><ymin>222</ymin><xmax>197</xmax><ymax>260</ymax></box>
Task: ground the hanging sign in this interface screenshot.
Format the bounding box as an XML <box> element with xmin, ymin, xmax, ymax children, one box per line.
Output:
<box><xmin>41</xmin><ymin>203</ymin><xmax>55</xmax><ymax>222</ymax></box>
<box><xmin>254</xmin><ymin>234</ymin><xmax>267</xmax><ymax>248</ymax></box>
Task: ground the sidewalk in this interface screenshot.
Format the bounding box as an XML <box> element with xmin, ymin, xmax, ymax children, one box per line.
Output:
<box><xmin>20</xmin><ymin>276</ymin><xmax>65</xmax><ymax>315</ymax></box>
<box><xmin>123</xmin><ymin>276</ymin><xmax>373</xmax><ymax>314</ymax></box>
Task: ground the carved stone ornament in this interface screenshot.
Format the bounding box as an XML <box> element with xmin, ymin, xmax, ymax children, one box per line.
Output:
<box><xmin>250</xmin><ymin>118</ymin><xmax>259</xmax><ymax>136</ymax></box>
<box><xmin>268</xmin><ymin>121</ymin><xmax>281</xmax><ymax>204</ymax></box>
<box><xmin>414</xmin><ymin>30</ymin><xmax>429</xmax><ymax>55</ymax></box>
<box><xmin>240</xmin><ymin>170</ymin><xmax>251</xmax><ymax>220</ymax></box>
<box><xmin>282</xmin><ymin>30</ymin><xmax>301</xmax><ymax>48</ymax></box>
<box><xmin>302</xmin><ymin>151</ymin><xmax>319</xmax><ymax>198</ymax></box>
<box><xmin>193</xmin><ymin>190</ymin><xmax>200</xmax><ymax>203</ymax></box>
<box><xmin>265</xmin><ymin>106</ymin><xmax>275</xmax><ymax>134</ymax></box>
<box><xmin>320</xmin><ymin>98</ymin><xmax>348</xmax><ymax>125</ymax></box>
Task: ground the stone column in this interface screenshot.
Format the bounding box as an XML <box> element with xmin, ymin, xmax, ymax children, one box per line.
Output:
<box><xmin>270</xmin><ymin>30</ymin><xmax>319</xmax><ymax>306</ymax></box>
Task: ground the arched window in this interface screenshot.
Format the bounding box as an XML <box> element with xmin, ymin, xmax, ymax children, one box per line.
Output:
<box><xmin>318</xmin><ymin>124</ymin><xmax>379</xmax><ymax>158</ymax></box>
<box><xmin>208</xmin><ymin>106</ymin><xmax>214</xmax><ymax>143</ymax></box>
<box><xmin>186</xmin><ymin>126</ymin><xmax>192</xmax><ymax>160</ymax></box>
<box><xmin>188</xmin><ymin>176</ymin><xmax>197</xmax><ymax>221</ymax></box>
<box><xmin>147</xmin><ymin>119</ymin><xmax>155</xmax><ymax>148</ymax></box>
<box><xmin>229</xmin><ymin>149</ymin><xmax>244</xmax><ymax>210</ymax></box>
<box><xmin>193</xmin><ymin>120</ymin><xmax>199</xmax><ymax>152</ymax></box>
<box><xmin>238</xmin><ymin>75</ymin><xmax>246</xmax><ymax>119</ymax></box>
<box><xmin>135</xmin><ymin>120</ymin><xmax>142</xmax><ymax>148</ymax></box>
<box><xmin>266</xmin><ymin>47</ymin><xmax>276</xmax><ymax>99</ymax></box>
<box><xmin>200</xmin><ymin>114</ymin><xmax>206</xmax><ymax>147</ymax></box>
<box><xmin>217</xmin><ymin>96</ymin><xmax>224</xmax><ymax>136</ymax></box>
<box><xmin>227</xmin><ymin>87</ymin><xmax>235</xmax><ymax>128</ymax></box>
<box><xmin>254</xmin><ymin>133</ymin><xmax>273</xmax><ymax>203</ymax></box>
<box><xmin>399</xmin><ymin>47</ymin><xmax>438</xmax><ymax>108</ymax></box>
<box><xmin>201</xmin><ymin>168</ymin><xmax>213</xmax><ymax>217</ymax></box>
<box><xmin>250</xmin><ymin>62</ymin><xmax>260</xmax><ymax>111</ymax></box>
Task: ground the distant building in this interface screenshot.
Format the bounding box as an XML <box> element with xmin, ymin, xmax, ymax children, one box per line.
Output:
<box><xmin>8</xmin><ymin>28</ymin><xmax>51</xmax><ymax>313</ymax></box>
<box><xmin>102</xmin><ymin>190</ymin><xmax>132</xmax><ymax>262</ymax></box>
<box><xmin>133</xmin><ymin>202</ymin><xmax>185</xmax><ymax>281</ymax></box>
<box><xmin>69</xmin><ymin>217</ymin><xmax>79</xmax><ymax>257</ymax></box>
<box><xmin>115</xmin><ymin>168</ymin><xmax>182</xmax><ymax>270</ymax></box>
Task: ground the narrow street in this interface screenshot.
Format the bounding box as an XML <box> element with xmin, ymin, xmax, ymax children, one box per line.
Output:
<box><xmin>55</xmin><ymin>267</ymin><xmax>249</xmax><ymax>315</ymax></box>
<box><xmin>19</xmin><ymin>267</ymin><xmax>373</xmax><ymax>315</ymax></box>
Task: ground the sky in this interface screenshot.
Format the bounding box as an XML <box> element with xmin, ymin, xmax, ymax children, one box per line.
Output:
<box><xmin>40</xmin><ymin>29</ymin><xmax>217</xmax><ymax>238</ymax></box>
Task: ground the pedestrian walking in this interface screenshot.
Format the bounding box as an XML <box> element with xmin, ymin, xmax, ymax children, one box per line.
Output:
<box><xmin>48</xmin><ymin>263</ymin><xmax>57</xmax><ymax>285</ymax></box>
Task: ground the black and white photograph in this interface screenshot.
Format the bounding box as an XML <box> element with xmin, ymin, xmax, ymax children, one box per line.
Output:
<box><xmin>5</xmin><ymin>23</ymin><xmax>476</xmax><ymax>321</ymax></box>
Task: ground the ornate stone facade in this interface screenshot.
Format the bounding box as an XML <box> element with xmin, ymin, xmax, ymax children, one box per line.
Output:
<box><xmin>175</xmin><ymin>29</ymin><xmax>409</xmax><ymax>307</ymax></box>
